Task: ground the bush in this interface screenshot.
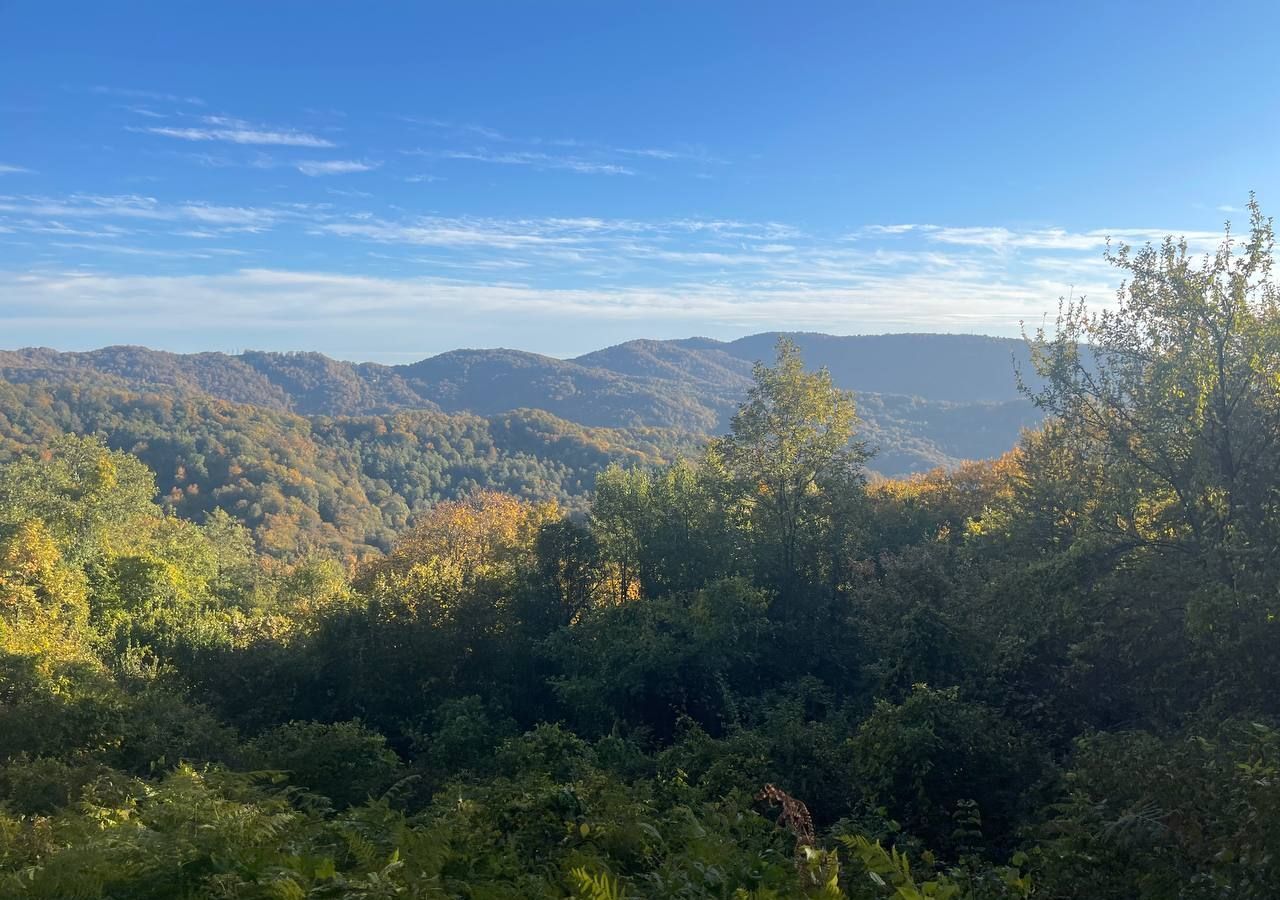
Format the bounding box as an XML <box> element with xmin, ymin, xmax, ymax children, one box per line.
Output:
<box><xmin>242</xmin><ymin>719</ymin><xmax>403</xmax><ymax>808</ymax></box>
<box><xmin>849</xmin><ymin>685</ymin><xmax>1050</xmax><ymax>857</ymax></box>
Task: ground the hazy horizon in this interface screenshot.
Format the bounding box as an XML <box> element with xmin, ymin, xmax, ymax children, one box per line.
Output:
<box><xmin>1</xmin><ymin>327</ymin><xmax>1034</xmax><ymax>366</ymax></box>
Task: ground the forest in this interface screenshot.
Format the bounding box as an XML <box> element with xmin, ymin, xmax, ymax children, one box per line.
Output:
<box><xmin>0</xmin><ymin>385</ymin><xmax>693</xmax><ymax>558</ymax></box>
<box><xmin>0</xmin><ymin>333</ymin><xmax>1043</xmax><ymax>482</ymax></box>
<box><xmin>1</xmin><ymin>205</ymin><xmax>1278</xmax><ymax>898</ymax></box>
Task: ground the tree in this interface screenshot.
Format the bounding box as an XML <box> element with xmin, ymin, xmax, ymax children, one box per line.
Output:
<box><xmin>707</xmin><ymin>337</ymin><xmax>868</xmax><ymax>600</ymax></box>
<box><xmin>591</xmin><ymin>460</ymin><xmax>731</xmax><ymax>601</ymax></box>
<box><xmin>242</xmin><ymin>719</ymin><xmax>403</xmax><ymax>808</ymax></box>
<box><xmin>0</xmin><ymin>520</ymin><xmax>88</xmax><ymax>634</ymax></box>
<box><xmin>1023</xmin><ymin>197</ymin><xmax>1280</xmax><ymax>713</ymax></box>
<box><xmin>525</xmin><ymin>519</ymin><xmax>603</xmax><ymax>631</ymax></box>
<box><xmin>0</xmin><ymin>435</ymin><xmax>158</xmax><ymax>566</ymax></box>
<box><xmin>355</xmin><ymin>490</ymin><xmax>559</xmax><ymax>618</ymax></box>
<box><xmin>849</xmin><ymin>685</ymin><xmax>1047</xmax><ymax>858</ymax></box>
<box><xmin>1025</xmin><ymin>197</ymin><xmax>1280</xmax><ymax>589</ymax></box>
<box><xmin>591</xmin><ymin>464</ymin><xmax>651</xmax><ymax>603</ymax></box>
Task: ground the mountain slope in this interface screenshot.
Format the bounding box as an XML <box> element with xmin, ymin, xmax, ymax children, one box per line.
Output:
<box><xmin>0</xmin><ymin>378</ymin><xmax>694</xmax><ymax>558</ymax></box>
<box><xmin>0</xmin><ymin>332</ymin><xmax>1045</xmax><ymax>476</ymax></box>
<box><xmin>399</xmin><ymin>349</ymin><xmax>729</xmax><ymax>431</ymax></box>
<box><xmin>573</xmin><ymin>339</ymin><xmax>755</xmax><ymax>389</ymax></box>
<box><xmin>712</xmin><ymin>332</ymin><xmax>1040</xmax><ymax>402</ymax></box>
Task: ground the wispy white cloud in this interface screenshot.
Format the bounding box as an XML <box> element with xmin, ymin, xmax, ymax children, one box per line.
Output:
<box><xmin>615</xmin><ymin>147</ymin><xmax>681</xmax><ymax>159</ymax></box>
<box><xmin>124</xmin><ymin>106</ymin><xmax>168</xmax><ymax>119</ymax></box>
<box><xmin>297</xmin><ymin>159</ymin><xmax>380</xmax><ymax>176</ymax></box>
<box><xmin>611</xmin><ymin>145</ymin><xmax>728</xmax><ymax>165</ymax></box>
<box><xmin>47</xmin><ymin>241</ymin><xmax>225</xmax><ymax>260</ymax></box>
<box><xmin>924</xmin><ymin>226</ymin><xmax>1102</xmax><ymax>251</ymax></box>
<box><xmin>399</xmin><ymin>117</ymin><xmax>508</xmax><ymax>141</ymax></box>
<box><xmin>0</xmin><ymin>194</ymin><xmax>168</xmax><ymax>221</ymax></box>
<box><xmin>317</xmin><ymin>216</ymin><xmax>581</xmax><ymax>250</ymax></box>
<box><xmin>436</xmin><ymin>149</ymin><xmax>635</xmax><ymax>176</ymax></box>
<box><xmin>310</xmin><ymin>213</ymin><xmax>807</xmax><ymax>258</ymax></box>
<box><xmin>5</xmin><ymin>219</ymin><xmax>130</xmax><ymax>239</ymax></box>
<box><xmin>180</xmin><ymin>203</ymin><xmax>283</xmax><ymax>229</ymax></box>
<box><xmin>399</xmin><ymin>117</ymin><xmax>722</xmax><ymax>173</ymax></box>
<box><xmin>0</xmin><ymin>193</ymin><xmax>291</xmax><ymax>233</ymax></box>
<box><xmin>89</xmin><ymin>85</ymin><xmax>205</xmax><ymax>105</ymax></box>
<box><xmin>0</xmin><ymin>265</ymin><xmax>1094</xmax><ymax>341</ymax></box>
<box><xmin>864</xmin><ymin>222</ymin><xmax>1231</xmax><ymax>255</ymax></box>
<box><xmin>137</xmin><ymin>115</ymin><xmax>335</xmax><ymax>148</ymax></box>
<box><xmin>0</xmin><ymin>164</ymin><xmax>33</xmax><ymax>175</ymax></box>
<box><xmin>861</xmin><ymin>224</ymin><xmax>919</xmax><ymax>235</ymax></box>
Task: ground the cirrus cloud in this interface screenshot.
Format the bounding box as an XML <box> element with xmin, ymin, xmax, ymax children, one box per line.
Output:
<box><xmin>137</xmin><ymin>115</ymin><xmax>335</xmax><ymax>148</ymax></box>
<box><xmin>296</xmin><ymin>159</ymin><xmax>380</xmax><ymax>176</ymax></box>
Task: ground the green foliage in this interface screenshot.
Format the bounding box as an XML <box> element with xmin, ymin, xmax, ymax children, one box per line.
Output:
<box><xmin>838</xmin><ymin>834</ymin><xmax>1032</xmax><ymax>900</ymax></box>
<box><xmin>708</xmin><ymin>337</ymin><xmax>868</xmax><ymax>598</ymax></box>
<box><xmin>1024</xmin><ymin>198</ymin><xmax>1280</xmax><ymax>710</ymax></box>
<box><xmin>0</xmin><ymin>434</ymin><xmax>157</xmax><ymax>565</ymax></box>
<box><xmin>1034</xmin><ymin>722</ymin><xmax>1280</xmax><ymax>899</ymax></box>
<box><xmin>572</xmin><ymin>866</ymin><xmax>628</xmax><ymax>900</ymax></box>
<box><xmin>849</xmin><ymin>686</ymin><xmax>1048</xmax><ymax>857</ymax></box>
<box><xmin>242</xmin><ymin>719</ymin><xmax>404</xmax><ymax>809</ymax></box>
<box><xmin>412</xmin><ymin>695</ymin><xmax>519</xmax><ymax>784</ymax></box>
<box><xmin>549</xmin><ymin>578</ymin><xmax>773</xmax><ymax>739</ymax></box>
<box><xmin>592</xmin><ymin>460</ymin><xmax>732</xmax><ymax>601</ymax></box>
<box><xmin>659</xmin><ymin>680</ymin><xmax>860</xmax><ymax>825</ymax></box>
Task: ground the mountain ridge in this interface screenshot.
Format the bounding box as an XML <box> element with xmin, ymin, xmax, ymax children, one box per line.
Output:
<box><xmin>0</xmin><ymin>332</ymin><xmax>1045</xmax><ymax>476</ymax></box>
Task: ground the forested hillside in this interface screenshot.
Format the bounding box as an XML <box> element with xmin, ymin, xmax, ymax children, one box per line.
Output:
<box><xmin>0</xmin><ymin>333</ymin><xmax>1043</xmax><ymax>478</ymax></box>
<box><xmin>0</xmin><ymin>334</ymin><xmax>1041</xmax><ymax>557</ymax></box>
<box><xmin>0</xmin><ymin>380</ymin><xmax>692</xmax><ymax>558</ymax></box>
<box><xmin>1</xmin><ymin>211</ymin><xmax>1279</xmax><ymax>898</ymax></box>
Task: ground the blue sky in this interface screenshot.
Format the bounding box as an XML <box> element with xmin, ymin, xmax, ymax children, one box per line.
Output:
<box><xmin>2</xmin><ymin>1</ymin><xmax>1277</xmax><ymax>362</ymax></box>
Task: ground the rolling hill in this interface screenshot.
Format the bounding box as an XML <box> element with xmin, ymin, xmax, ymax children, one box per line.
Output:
<box><xmin>0</xmin><ymin>332</ymin><xmax>1043</xmax><ymax>461</ymax></box>
<box><xmin>0</xmin><ymin>333</ymin><xmax>1045</xmax><ymax>555</ymax></box>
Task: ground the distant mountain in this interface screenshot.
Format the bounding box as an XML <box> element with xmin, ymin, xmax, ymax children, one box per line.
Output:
<box><xmin>400</xmin><ymin>349</ymin><xmax>730</xmax><ymax>431</ymax></box>
<box><xmin>573</xmin><ymin>332</ymin><xmax>1041</xmax><ymax>403</ymax></box>
<box><xmin>0</xmin><ymin>332</ymin><xmax>1045</xmax><ymax>477</ymax></box>
<box><xmin>705</xmin><ymin>332</ymin><xmax>1040</xmax><ymax>402</ymax></box>
<box><xmin>574</xmin><ymin>338</ymin><xmax>755</xmax><ymax>388</ymax></box>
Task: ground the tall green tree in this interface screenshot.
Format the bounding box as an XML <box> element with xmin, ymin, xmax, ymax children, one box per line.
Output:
<box><xmin>591</xmin><ymin>460</ymin><xmax>731</xmax><ymax>601</ymax></box>
<box><xmin>707</xmin><ymin>337</ymin><xmax>868</xmax><ymax>600</ymax></box>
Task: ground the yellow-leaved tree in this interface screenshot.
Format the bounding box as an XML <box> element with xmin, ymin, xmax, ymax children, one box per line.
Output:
<box><xmin>356</xmin><ymin>490</ymin><xmax>560</xmax><ymax>622</ymax></box>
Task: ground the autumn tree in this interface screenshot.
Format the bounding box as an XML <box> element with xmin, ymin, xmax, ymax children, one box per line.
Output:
<box><xmin>0</xmin><ymin>435</ymin><xmax>158</xmax><ymax>566</ymax></box>
<box><xmin>0</xmin><ymin>520</ymin><xmax>90</xmax><ymax>651</ymax></box>
<box><xmin>355</xmin><ymin>489</ymin><xmax>559</xmax><ymax>620</ymax></box>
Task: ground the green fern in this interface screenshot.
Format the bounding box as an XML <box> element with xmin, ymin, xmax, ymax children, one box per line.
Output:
<box><xmin>570</xmin><ymin>866</ymin><xmax>627</xmax><ymax>900</ymax></box>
